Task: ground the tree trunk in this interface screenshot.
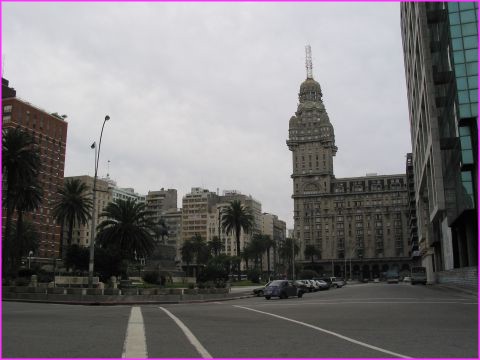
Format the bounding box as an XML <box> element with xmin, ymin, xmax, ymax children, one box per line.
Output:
<box><xmin>236</xmin><ymin>232</ymin><xmax>241</xmax><ymax>282</ymax></box>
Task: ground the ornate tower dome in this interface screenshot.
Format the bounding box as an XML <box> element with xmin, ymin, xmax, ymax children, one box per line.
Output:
<box><xmin>299</xmin><ymin>78</ymin><xmax>323</xmax><ymax>103</ymax></box>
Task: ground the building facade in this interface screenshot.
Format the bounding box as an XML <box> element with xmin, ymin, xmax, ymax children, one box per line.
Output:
<box><xmin>261</xmin><ymin>213</ymin><xmax>287</xmax><ymax>274</ymax></box>
<box><xmin>287</xmin><ymin>53</ymin><xmax>411</xmax><ymax>280</ymax></box>
<box><xmin>2</xmin><ymin>78</ymin><xmax>68</xmax><ymax>259</ymax></box>
<box><xmin>400</xmin><ymin>2</ymin><xmax>477</xmax><ymax>284</ymax></box>
<box><xmin>181</xmin><ymin>187</ymin><xmax>220</xmax><ymax>243</ymax></box>
<box><xmin>63</xmin><ymin>175</ymin><xmax>112</xmax><ymax>248</ymax></box>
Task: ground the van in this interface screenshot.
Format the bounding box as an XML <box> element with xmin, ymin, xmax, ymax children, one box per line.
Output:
<box><xmin>411</xmin><ymin>266</ymin><xmax>427</xmax><ymax>285</ymax></box>
<box><xmin>386</xmin><ymin>270</ymin><xmax>399</xmax><ymax>283</ymax></box>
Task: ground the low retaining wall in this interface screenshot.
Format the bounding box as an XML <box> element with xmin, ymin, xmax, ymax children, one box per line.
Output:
<box><xmin>2</xmin><ymin>286</ymin><xmax>233</xmax><ymax>304</ymax></box>
<box><xmin>436</xmin><ymin>266</ymin><xmax>478</xmax><ymax>290</ymax></box>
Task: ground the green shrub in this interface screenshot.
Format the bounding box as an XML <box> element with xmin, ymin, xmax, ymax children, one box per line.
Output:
<box><xmin>142</xmin><ymin>271</ymin><xmax>160</xmax><ymax>285</ymax></box>
<box><xmin>247</xmin><ymin>269</ymin><xmax>261</xmax><ymax>283</ymax></box>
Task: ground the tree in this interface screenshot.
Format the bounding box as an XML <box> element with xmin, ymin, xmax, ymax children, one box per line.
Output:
<box><xmin>262</xmin><ymin>235</ymin><xmax>275</xmax><ymax>281</ymax></box>
<box><xmin>64</xmin><ymin>244</ymin><xmax>89</xmax><ymax>272</ymax></box>
<box><xmin>9</xmin><ymin>220</ymin><xmax>39</xmax><ymax>265</ymax></box>
<box><xmin>278</xmin><ymin>238</ymin><xmax>299</xmax><ymax>279</ymax></box>
<box><xmin>181</xmin><ymin>240</ymin><xmax>195</xmax><ymax>277</ymax></box>
<box><xmin>2</xmin><ymin>127</ymin><xmax>41</xmax><ymax>276</ymax></box>
<box><xmin>52</xmin><ymin>178</ymin><xmax>92</xmax><ymax>257</ymax></box>
<box><xmin>13</xmin><ymin>179</ymin><xmax>42</xmax><ymax>272</ymax></box>
<box><xmin>249</xmin><ymin>234</ymin><xmax>266</xmax><ymax>270</ymax></box>
<box><xmin>96</xmin><ymin>199</ymin><xmax>155</xmax><ymax>277</ymax></box>
<box><xmin>221</xmin><ymin>200</ymin><xmax>254</xmax><ymax>281</ymax></box>
<box><xmin>208</xmin><ymin>236</ymin><xmax>224</xmax><ymax>257</ymax></box>
<box><xmin>190</xmin><ymin>234</ymin><xmax>210</xmax><ymax>278</ymax></box>
<box><xmin>304</xmin><ymin>244</ymin><xmax>321</xmax><ymax>267</ymax></box>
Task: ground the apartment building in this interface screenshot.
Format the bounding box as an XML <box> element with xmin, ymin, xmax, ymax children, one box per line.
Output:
<box><xmin>2</xmin><ymin>78</ymin><xmax>68</xmax><ymax>259</ymax></box>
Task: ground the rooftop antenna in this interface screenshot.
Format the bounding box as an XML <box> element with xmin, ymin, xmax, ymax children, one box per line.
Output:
<box><xmin>305</xmin><ymin>45</ymin><xmax>313</xmax><ymax>79</ymax></box>
<box><xmin>107</xmin><ymin>160</ymin><xmax>110</xmax><ymax>178</ymax></box>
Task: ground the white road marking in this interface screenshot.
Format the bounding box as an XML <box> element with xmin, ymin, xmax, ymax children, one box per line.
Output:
<box><xmin>122</xmin><ymin>306</ymin><xmax>148</xmax><ymax>358</ymax></box>
<box><xmin>234</xmin><ymin>305</ymin><xmax>412</xmax><ymax>359</ymax></box>
<box><xmin>159</xmin><ymin>307</ymin><xmax>212</xmax><ymax>359</ymax></box>
<box><xmin>248</xmin><ymin>300</ymin><xmax>478</xmax><ymax>307</ymax></box>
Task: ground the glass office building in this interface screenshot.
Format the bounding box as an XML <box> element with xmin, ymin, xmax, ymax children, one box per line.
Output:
<box><xmin>401</xmin><ymin>2</ymin><xmax>477</xmax><ymax>283</ymax></box>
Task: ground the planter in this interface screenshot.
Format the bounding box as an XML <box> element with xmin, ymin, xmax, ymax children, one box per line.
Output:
<box><xmin>169</xmin><ymin>288</ymin><xmax>184</xmax><ymax>295</ymax></box>
<box><xmin>139</xmin><ymin>288</ymin><xmax>156</xmax><ymax>295</ymax></box>
<box><xmin>103</xmin><ymin>288</ymin><xmax>120</xmax><ymax>295</ymax></box>
<box><xmin>66</xmin><ymin>288</ymin><xmax>86</xmax><ymax>295</ymax></box>
<box><xmin>86</xmin><ymin>288</ymin><xmax>103</xmax><ymax>295</ymax></box>
<box><xmin>47</xmin><ymin>288</ymin><xmax>66</xmax><ymax>295</ymax></box>
<box><xmin>184</xmin><ymin>289</ymin><xmax>198</xmax><ymax>295</ymax></box>
<box><xmin>121</xmin><ymin>288</ymin><xmax>138</xmax><ymax>295</ymax></box>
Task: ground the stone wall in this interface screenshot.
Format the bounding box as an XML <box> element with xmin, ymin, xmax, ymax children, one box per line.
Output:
<box><xmin>435</xmin><ymin>266</ymin><xmax>478</xmax><ymax>290</ymax></box>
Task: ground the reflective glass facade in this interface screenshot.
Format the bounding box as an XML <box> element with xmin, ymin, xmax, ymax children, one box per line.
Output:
<box><xmin>448</xmin><ymin>2</ymin><xmax>478</xmax><ymax>118</ymax></box>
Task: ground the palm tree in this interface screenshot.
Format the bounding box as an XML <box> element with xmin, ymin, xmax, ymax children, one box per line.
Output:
<box><xmin>13</xmin><ymin>179</ymin><xmax>42</xmax><ymax>272</ymax></box>
<box><xmin>262</xmin><ymin>235</ymin><xmax>275</xmax><ymax>281</ymax></box>
<box><xmin>2</xmin><ymin>127</ymin><xmax>41</xmax><ymax>275</ymax></box>
<box><xmin>250</xmin><ymin>234</ymin><xmax>266</xmax><ymax>270</ymax></box>
<box><xmin>189</xmin><ymin>234</ymin><xmax>210</xmax><ymax>278</ymax></box>
<box><xmin>96</xmin><ymin>199</ymin><xmax>156</xmax><ymax>276</ymax></box>
<box><xmin>304</xmin><ymin>244</ymin><xmax>321</xmax><ymax>268</ymax></box>
<box><xmin>208</xmin><ymin>236</ymin><xmax>224</xmax><ymax>257</ymax></box>
<box><xmin>181</xmin><ymin>240</ymin><xmax>195</xmax><ymax>277</ymax></box>
<box><xmin>221</xmin><ymin>200</ymin><xmax>254</xmax><ymax>281</ymax></box>
<box><xmin>278</xmin><ymin>238</ymin><xmax>299</xmax><ymax>279</ymax></box>
<box><xmin>52</xmin><ymin>178</ymin><xmax>92</xmax><ymax>257</ymax></box>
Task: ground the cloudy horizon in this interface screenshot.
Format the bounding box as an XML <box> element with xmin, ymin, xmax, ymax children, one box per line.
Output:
<box><xmin>2</xmin><ymin>2</ymin><xmax>412</xmax><ymax>229</ymax></box>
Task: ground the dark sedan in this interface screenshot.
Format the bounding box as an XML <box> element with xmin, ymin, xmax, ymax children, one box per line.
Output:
<box><xmin>264</xmin><ymin>280</ymin><xmax>304</xmax><ymax>300</ymax></box>
<box><xmin>252</xmin><ymin>281</ymin><xmax>272</xmax><ymax>296</ymax></box>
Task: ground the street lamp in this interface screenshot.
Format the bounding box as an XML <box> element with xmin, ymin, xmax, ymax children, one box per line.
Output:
<box><xmin>88</xmin><ymin>115</ymin><xmax>110</xmax><ymax>288</ymax></box>
<box><xmin>291</xmin><ymin>238</ymin><xmax>295</xmax><ymax>280</ymax></box>
<box><xmin>28</xmin><ymin>250</ymin><xmax>33</xmax><ymax>269</ymax></box>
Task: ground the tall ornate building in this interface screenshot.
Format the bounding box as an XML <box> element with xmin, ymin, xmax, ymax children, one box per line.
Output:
<box><xmin>287</xmin><ymin>48</ymin><xmax>411</xmax><ymax>280</ymax></box>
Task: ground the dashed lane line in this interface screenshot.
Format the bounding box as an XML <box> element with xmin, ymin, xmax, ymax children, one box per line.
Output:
<box><xmin>234</xmin><ymin>305</ymin><xmax>412</xmax><ymax>359</ymax></box>
<box><xmin>122</xmin><ymin>306</ymin><xmax>148</xmax><ymax>358</ymax></box>
<box><xmin>159</xmin><ymin>307</ymin><xmax>212</xmax><ymax>359</ymax></box>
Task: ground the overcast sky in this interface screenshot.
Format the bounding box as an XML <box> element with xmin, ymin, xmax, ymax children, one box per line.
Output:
<box><xmin>2</xmin><ymin>2</ymin><xmax>411</xmax><ymax>229</ymax></box>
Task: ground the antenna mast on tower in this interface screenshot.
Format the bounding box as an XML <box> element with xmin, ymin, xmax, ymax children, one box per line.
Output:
<box><xmin>305</xmin><ymin>45</ymin><xmax>313</xmax><ymax>79</ymax></box>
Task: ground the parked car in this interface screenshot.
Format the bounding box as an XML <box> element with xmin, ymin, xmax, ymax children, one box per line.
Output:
<box><xmin>304</xmin><ymin>279</ymin><xmax>319</xmax><ymax>292</ymax></box>
<box><xmin>253</xmin><ymin>281</ymin><xmax>272</xmax><ymax>296</ymax></box>
<box><xmin>314</xmin><ymin>279</ymin><xmax>330</xmax><ymax>291</ymax></box>
<box><xmin>411</xmin><ymin>266</ymin><xmax>427</xmax><ymax>285</ymax></box>
<box><xmin>386</xmin><ymin>270</ymin><xmax>399</xmax><ymax>283</ymax></box>
<box><xmin>403</xmin><ymin>276</ymin><xmax>411</xmax><ymax>283</ymax></box>
<box><xmin>297</xmin><ymin>280</ymin><xmax>314</xmax><ymax>292</ymax></box>
<box><xmin>321</xmin><ymin>277</ymin><xmax>345</xmax><ymax>288</ymax></box>
<box><xmin>293</xmin><ymin>280</ymin><xmax>309</xmax><ymax>293</ymax></box>
<box><xmin>264</xmin><ymin>280</ymin><xmax>305</xmax><ymax>300</ymax></box>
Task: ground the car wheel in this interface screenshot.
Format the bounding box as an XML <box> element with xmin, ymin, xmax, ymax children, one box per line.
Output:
<box><xmin>298</xmin><ymin>292</ymin><xmax>303</xmax><ymax>298</ymax></box>
<box><xmin>333</xmin><ymin>284</ymin><xmax>338</xmax><ymax>288</ymax></box>
<box><xmin>258</xmin><ymin>290</ymin><xmax>264</xmax><ymax>296</ymax></box>
<box><xmin>265</xmin><ymin>296</ymin><xmax>271</xmax><ymax>300</ymax></box>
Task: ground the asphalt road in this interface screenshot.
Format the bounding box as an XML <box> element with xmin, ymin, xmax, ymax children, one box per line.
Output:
<box><xmin>3</xmin><ymin>283</ymin><xmax>477</xmax><ymax>358</ymax></box>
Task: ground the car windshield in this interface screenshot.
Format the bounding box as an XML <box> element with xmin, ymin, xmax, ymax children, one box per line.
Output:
<box><xmin>269</xmin><ymin>280</ymin><xmax>286</xmax><ymax>286</ymax></box>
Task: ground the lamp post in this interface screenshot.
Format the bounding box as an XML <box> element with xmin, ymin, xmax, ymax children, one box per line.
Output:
<box><xmin>28</xmin><ymin>250</ymin><xmax>33</xmax><ymax>269</ymax></box>
<box><xmin>88</xmin><ymin>115</ymin><xmax>110</xmax><ymax>288</ymax></box>
<box><xmin>291</xmin><ymin>237</ymin><xmax>295</xmax><ymax>280</ymax></box>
